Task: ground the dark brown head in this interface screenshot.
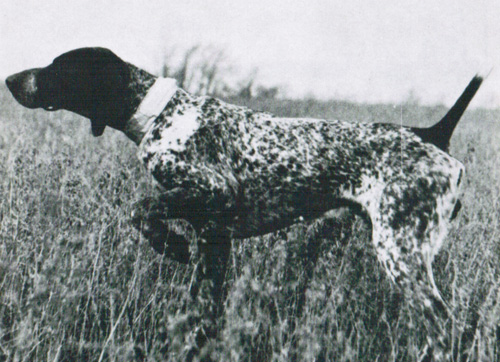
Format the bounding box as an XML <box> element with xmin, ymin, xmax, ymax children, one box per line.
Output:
<box><xmin>6</xmin><ymin>47</ymin><xmax>133</xmax><ymax>136</ymax></box>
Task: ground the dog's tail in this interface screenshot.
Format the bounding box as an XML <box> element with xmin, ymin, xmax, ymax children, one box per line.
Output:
<box><xmin>411</xmin><ymin>74</ymin><xmax>486</xmax><ymax>152</ymax></box>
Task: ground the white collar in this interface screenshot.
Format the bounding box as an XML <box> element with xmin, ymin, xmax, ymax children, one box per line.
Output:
<box><xmin>129</xmin><ymin>77</ymin><xmax>178</xmax><ymax>142</ymax></box>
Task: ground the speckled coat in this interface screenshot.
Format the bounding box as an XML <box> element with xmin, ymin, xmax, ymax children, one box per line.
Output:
<box><xmin>138</xmin><ymin>88</ymin><xmax>463</xmax><ymax>287</ymax></box>
<box><xmin>6</xmin><ymin>48</ymin><xmax>483</xmax><ymax>360</ymax></box>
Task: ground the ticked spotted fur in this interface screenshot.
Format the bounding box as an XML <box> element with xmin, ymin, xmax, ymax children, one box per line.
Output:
<box><xmin>6</xmin><ymin>47</ymin><xmax>483</xmax><ymax>360</ymax></box>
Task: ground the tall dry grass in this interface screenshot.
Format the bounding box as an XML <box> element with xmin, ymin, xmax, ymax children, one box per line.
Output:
<box><xmin>0</xmin><ymin>83</ymin><xmax>499</xmax><ymax>361</ymax></box>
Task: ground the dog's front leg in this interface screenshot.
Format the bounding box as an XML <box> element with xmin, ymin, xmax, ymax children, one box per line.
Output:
<box><xmin>147</xmin><ymin>187</ymin><xmax>234</xmax><ymax>308</ymax></box>
<box><xmin>131</xmin><ymin>194</ymin><xmax>194</xmax><ymax>263</ymax></box>
<box><xmin>135</xmin><ymin>186</ymin><xmax>234</xmax><ymax>359</ymax></box>
<box><xmin>189</xmin><ymin>226</ymin><xmax>232</xmax><ymax>356</ymax></box>
<box><xmin>131</xmin><ymin>182</ymin><xmax>234</xmax><ymax>259</ymax></box>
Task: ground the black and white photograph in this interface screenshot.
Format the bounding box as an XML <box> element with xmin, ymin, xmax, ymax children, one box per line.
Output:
<box><xmin>1</xmin><ymin>1</ymin><xmax>499</xmax><ymax>361</ymax></box>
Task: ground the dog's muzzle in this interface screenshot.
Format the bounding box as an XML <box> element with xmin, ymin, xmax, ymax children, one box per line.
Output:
<box><xmin>6</xmin><ymin>68</ymin><xmax>43</xmax><ymax>109</ymax></box>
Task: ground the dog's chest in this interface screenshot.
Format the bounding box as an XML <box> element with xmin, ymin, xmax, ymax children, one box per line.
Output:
<box><xmin>144</xmin><ymin>107</ymin><xmax>200</xmax><ymax>155</ymax></box>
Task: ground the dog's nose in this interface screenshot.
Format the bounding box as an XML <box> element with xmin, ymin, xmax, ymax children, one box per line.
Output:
<box><xmin>6</xmin><ymin>69</ymin><xmax>40</xmax><ymax>94</ymax></box>
<box><xmin>5</xmin><ymin>69</ymin><xmax>43</xmax><ymax>108</ymax></box>
<box><xmin>5</xmin><ymin>74</ymin><xmax>23</xmax><ymax>95</ymax></box>
<box><xmin>5</xmin><ymin>75</ymin><xmax>15</xmax><ymax>91</ymax></box>
<box><xmin>5</xmin><ymin>73</ymin><xmax>24</xmax><ymax>99</ymax></box>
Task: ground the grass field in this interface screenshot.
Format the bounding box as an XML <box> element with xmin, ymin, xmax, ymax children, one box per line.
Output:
<box><xmin>0</xmin><ymin>83</ymin><xmax>499</xmax><ymax>361</ymax></box>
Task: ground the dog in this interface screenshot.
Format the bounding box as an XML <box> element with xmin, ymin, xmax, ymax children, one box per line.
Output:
<box><xmin>6</xmin><ymin>47</ymin><xmax>483</xmax><ymax>360</ymax></box>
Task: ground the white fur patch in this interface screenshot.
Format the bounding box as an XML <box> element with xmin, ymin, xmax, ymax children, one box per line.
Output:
<box><xmin>148</xmin><ymin>108</ymin><xmax>200</xmax><ymax>154</ymax></box>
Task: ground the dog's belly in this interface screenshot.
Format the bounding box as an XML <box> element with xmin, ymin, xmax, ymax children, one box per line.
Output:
<box><xmin>232</xmin><ymin>194</ymin><xmax>351</xmax><ymax>238</ymax></box>
<box><xmin>230</xmin><ymin>164</ymin><xmax>361</xmax><ymax>238</ymax></box>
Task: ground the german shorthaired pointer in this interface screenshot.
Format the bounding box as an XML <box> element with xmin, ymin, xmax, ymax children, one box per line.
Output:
<box><xmin>6</xmin><ymin>47</ymin><xmax>483</xmax><ymax>360</ymax></box>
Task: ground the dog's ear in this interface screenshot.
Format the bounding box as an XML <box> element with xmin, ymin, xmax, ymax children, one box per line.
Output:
<box><xmin>50</xmin><ymin>48</ymin><xmax>131</xmax><ymax>136</ymax></box>
<box><xmin>91</xmin><ymin>119</ymin><xmax>106</xmax><ymax>137</ymax></box>
<box><xmin>91</xmin><ymin>49</ymin><xmax>131</xmax><ymax>135</ymax></box>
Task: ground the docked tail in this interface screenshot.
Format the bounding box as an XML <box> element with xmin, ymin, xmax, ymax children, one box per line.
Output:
<box><xmin>411</xmin><ymin>75</ymin><xmax>485</xmax><ymax>152</ymax></box>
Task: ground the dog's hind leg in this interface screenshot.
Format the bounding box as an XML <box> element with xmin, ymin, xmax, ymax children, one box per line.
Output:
<box><xmin>365</xmin><ymin>180</ymin><xmax>458</xmax><ymax>361</ymax></box>
<box><xmin>368</xmin><ymin>222</ymin><xmax>449</xmax><ymax>360</ymax></box>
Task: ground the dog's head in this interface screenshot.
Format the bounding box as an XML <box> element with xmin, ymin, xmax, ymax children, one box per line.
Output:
<box><xmin>6</xmin><ymin>47</ymin><xmax>131</xmax><ymax>136</ymax></box>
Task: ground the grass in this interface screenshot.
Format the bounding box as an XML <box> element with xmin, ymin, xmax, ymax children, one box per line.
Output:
<box><xmin>0</xmin><ymin>83</ymin><xmax>499</xmax><ymax>361</ymax></box>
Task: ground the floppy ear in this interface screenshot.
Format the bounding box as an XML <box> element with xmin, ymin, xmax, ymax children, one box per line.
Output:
<box><xmin>51</xmin><ymin>48</ymin><xmax>130</xmax><ymax>136</ymax></box>
<box><xmin>91</xmin><ymin>119</ymin><xmax>106</xmax><ymax>137</ymax></box>
<box><xmin>87</xmin><ymin>49</ymin><xmax>131</xmax><ymax>136</ymax></box>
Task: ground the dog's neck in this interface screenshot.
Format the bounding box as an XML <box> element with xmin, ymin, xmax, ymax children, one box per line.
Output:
<box><xmin>123</xmin><ymin>75</ymin><xmax>178</xmax><ymax>145</ymax></box>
